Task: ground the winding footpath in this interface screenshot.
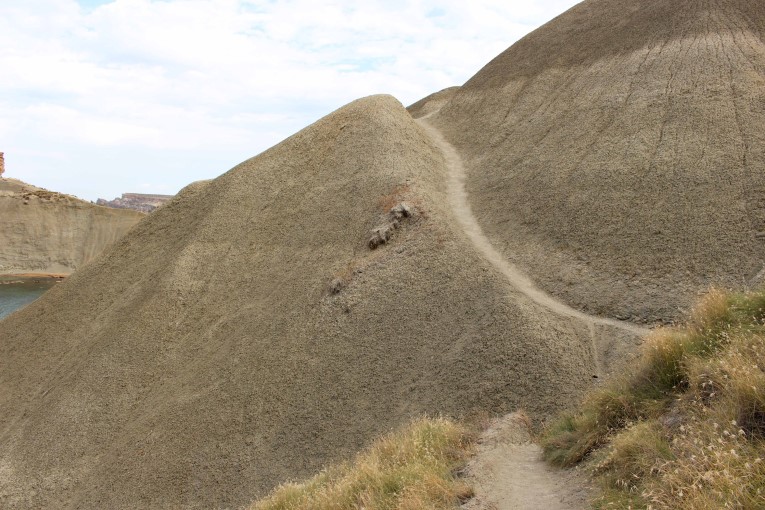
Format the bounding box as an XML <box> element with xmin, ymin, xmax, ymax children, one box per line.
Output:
<box><xmin>416</xmin><ymin>116</ymin><xmax>651</xmax><ymax>509</ymax></box>
<box><xmin>416</xmin><ymin>118</ymin><xmax>650</xmax><ymax>338</ymax></box>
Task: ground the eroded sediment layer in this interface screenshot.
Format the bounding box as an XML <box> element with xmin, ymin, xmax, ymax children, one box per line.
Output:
<box><xmin>0</xmin><ymin>178</ymin><xmax>145</xmax><ymax>275</ymax></box>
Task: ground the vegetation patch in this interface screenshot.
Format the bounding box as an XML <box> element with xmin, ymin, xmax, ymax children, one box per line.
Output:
<box><xmin>541</xmin><ymin>288</ymin><xmax>765</xmax><ymax>509</ymax></box>
<box><xmin>251</xmin><ymin>418</ymin><xmax>474</xmax><ymax>510</ymax></box>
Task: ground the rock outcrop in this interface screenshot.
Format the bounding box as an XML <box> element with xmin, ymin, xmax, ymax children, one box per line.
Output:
<box><xmin>0</xmin><ymin>178</ymin><xmax>145</xmax><ymax>275</ymax></box>
<box><xmin>97</xmin><ymin>192</ymin><xmax>174</xmax><ymax>213</ymax></box>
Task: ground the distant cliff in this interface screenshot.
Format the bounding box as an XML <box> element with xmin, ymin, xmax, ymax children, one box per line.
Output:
<box><xmin>0</xmin><ymin>178</ymin><xmax>145</xmax><ymax>276</ymax></box>
<box><xmin>97</xmin><ymin>192</ymin><xmax>174</xmax><ymax>213</ymax></box>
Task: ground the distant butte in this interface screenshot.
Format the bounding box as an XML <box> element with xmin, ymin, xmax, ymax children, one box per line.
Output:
<box><xmin>97</xmin><ymin>192</ymin><xmax>174</xmax><ymax>213</ymax></box>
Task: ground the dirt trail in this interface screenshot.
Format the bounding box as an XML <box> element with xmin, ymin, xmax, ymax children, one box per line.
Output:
<box><xmin>463</xmin><ymin>414</ymin><xmax>593</xmax><ymax>510</ymax></box>
<box><xmin>418</xmin><ymin>115</ymin><xmax>618</xmax><ymax>508</ymax></box>
<box><xmin>416</xmin><ymin>118</ymin><xmax>650</xmax><ymax>341</ymax></box>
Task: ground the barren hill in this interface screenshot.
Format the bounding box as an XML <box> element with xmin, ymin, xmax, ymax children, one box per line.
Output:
<box><xmin>0</xmin><ymin>96</ymin><xmax>618</xmax><ymax>509</ymax></box>
<box><xmin>431</xmin><ymin>0</ymin><xmax>765</xmax><ymax>323</ymax></box>
<box><xmin>0</xmin><ymin>178</ymin><xmax>144</xmax><ymax>276</ymax></box>
<box><xmin>1</xmin><ymin>0</ymin><xmax>762</xmax><ymax>508</ymax></box>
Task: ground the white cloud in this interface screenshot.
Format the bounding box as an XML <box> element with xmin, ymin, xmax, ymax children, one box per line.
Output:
<box><xmin>0</xmin><ymin>0</ymin><xmax>580</xmax><ymax>200</ymax></box>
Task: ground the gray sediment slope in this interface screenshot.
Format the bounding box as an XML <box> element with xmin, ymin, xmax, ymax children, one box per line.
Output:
<box><xmin>0</xmin><ymin>96</ymin><xmax>604</xmax><ymax>509</ymax></box>
<box><xmin>2</xmin><ymin>0</ymin><xmax>761</xmax><ymax>507</ymax></box>
<box><xmin>431</xmin><ymin>0</ymin><xmax>765</xmax><ymax>323</ymax></box>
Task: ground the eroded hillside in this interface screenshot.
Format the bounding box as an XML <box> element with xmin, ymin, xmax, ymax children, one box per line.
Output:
<box><xmin>0</xmin><ymin>96</ymin><xmax>617</xmax><ymax>509</ymax></box>
<box><xmin>0</xmin><ymin>178</ymin><xmax>144</xmax><ymax>275</ymax></box>
<box><xmin>431</xmin><ymin>0</ymin><xmax>765</xmax><ymax>323</ymax></box>
<box><xmin>1</xmin><ymin>0</ymin><xmax>762</xmax><ymax>508</ymax></box>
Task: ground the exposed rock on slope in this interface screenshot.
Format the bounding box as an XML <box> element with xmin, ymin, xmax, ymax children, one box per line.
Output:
<box><xmin>0</xmin><ymin>178</ymin><xmax>144</xmax><ymax>275</ymax></box>
<box><xmin>0</xmin><ymin>96</ymin><xmax>612</xmax><ymax>509</ymax></box>
<box><xmin>431</xmin><ymin>0</ymin><xmax>765</xmax><ymax>323</ymax></box>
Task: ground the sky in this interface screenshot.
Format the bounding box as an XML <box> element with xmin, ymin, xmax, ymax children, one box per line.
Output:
<box><xmin>0</xmin><ymin>0</ymin><xmax>580</xmax><ymax>202</ymax></box>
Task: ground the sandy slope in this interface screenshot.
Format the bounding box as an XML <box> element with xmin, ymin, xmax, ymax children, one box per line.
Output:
<box><xmin>407</xmin><ymin>86</ymin><xmax>461</xmax><ymax>119</ymax></box>
<box><xmin>0</xmin><ymin>96</ymin><xmax>604</xmax><ymax>509</ymax></box>
<box><xmin>431</xmin><ymin>0</ymin><xmax>765</xmax><ymax>323</ymax></box>
<box><xmin>1</xmin><ymin>0</ymin><xmax>759</xmax><ymax>506</ymax></box>
<box><xmin>417</xmin><ymin>120</ymin><xmax>648</xmax><ymax>334</ymax></box>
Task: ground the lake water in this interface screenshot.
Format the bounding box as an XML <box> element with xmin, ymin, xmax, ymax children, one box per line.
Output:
<box><xmin>0</xmin><ymin>282</ymin><xmax>56</xmax><ymax>320</ymax></box>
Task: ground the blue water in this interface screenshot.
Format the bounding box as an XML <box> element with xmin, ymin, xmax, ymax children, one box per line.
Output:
<box><xmin>0</xmin><ymin>282</ymin><xmax>56</xmax><ymax>320</ymax></box>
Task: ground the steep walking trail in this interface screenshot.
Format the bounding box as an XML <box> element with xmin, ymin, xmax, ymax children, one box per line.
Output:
<box><xmin>419</xmin><ymin>115</ymin><xmax>616</xmax><ymax>506</ymax></box>
<box><xmin>463</xmin><ymin>414</ymin><xmax>593</xmax><ymax>510</ymax></box>
<box><xmin>417</xmin><ymin>118</ymin><xmax>651</xmax><ymax>344</ymax></box>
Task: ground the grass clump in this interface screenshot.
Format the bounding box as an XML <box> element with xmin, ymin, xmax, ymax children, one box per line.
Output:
<box><xmin>251</xmin><ymin>417</ymin><xmax>474</xmax><ymax>510</ymax></box>
<box><xmin>541</xmin><ymin>288</ymin><xmax>765</xmax><ymax>509</ymax></box>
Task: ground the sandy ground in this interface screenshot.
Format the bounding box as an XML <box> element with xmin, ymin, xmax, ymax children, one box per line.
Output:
<box><xmin>413</xmin><ymin>115</ymin><xmax>626</xmax><ymax>507</ymax></box>
<box><xmin>5</xmin><ymin>0</ymin><xmax>759</xmax><ymax>505</ymax></box>
<box><xmin>0</xmin><ymin>275</ymin><xmax>66</xmax><ymax>286</ymax></box>
<box><xmin>463</xmin><ymin>414</ymin><xmax>593</xmax><ymax>510</ymax></box>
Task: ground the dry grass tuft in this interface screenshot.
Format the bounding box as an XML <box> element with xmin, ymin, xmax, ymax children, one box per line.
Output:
<box><xmin>251</xmin><ymin>417</ymin><xmax>474</xmax><ymax>510</ymax></box>
<box><xmin>541</xmin><ymin>287</ymin><xmax>765</xmax><ymax>509</ymax></box>
<box><xmin>593</xmin><ymin>421</ymin><xmax>673</xmax><ymax>495</ymax></box>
